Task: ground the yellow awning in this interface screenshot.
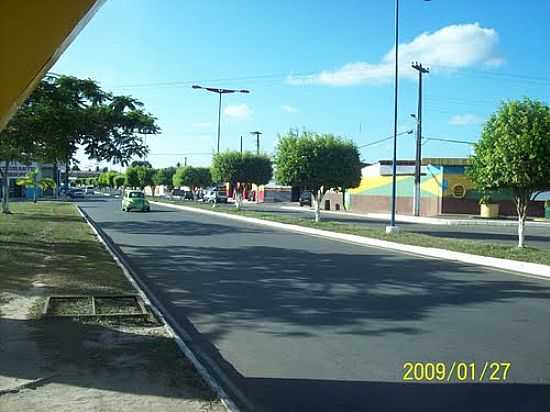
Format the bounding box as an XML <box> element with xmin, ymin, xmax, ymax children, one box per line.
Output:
<box><xmin>0</xmin><ymin>0</ymin><xmax>105</xmax><ymax>130</ymax></box>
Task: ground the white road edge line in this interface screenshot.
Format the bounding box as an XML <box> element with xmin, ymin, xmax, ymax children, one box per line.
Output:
<box><xmin>151</xmin><ymin>201</ymin><xmax>550</xmax><ymax>280</ymax></box>
<box><xmin>76</xmin><ymin>205</ymin><xmax>241</xmax><ymax>412</ymax></box>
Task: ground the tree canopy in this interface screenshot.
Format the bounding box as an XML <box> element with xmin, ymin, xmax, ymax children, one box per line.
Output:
<box><xmin>211</xmin><ymin>152</ymin><xmax>272</xmax><ymax>209</ymax></box>
<box><xmin>469</xmin><ymin>98</ymin><xmax>550</xmax><ymax>247</ymax></box>
<box><xmin>172</xmin><ymin>166</ymin><xmax>212</xmax><ymax>190</ymax></box>
<box><xmin>274</xmin><ymin>129</ymin><xmax>362</xmax><ymax>221</ymax></box>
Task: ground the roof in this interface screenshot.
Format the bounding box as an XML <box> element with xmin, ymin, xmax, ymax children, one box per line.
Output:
<box><xmin>375</xmin><ymin>158</ymin><xmax>471</xmax><ymax>167</ymax></box>
<box><xmin>422</xmin><ymin>158</ymin><xmax>471</xmax><ymax>166</ymax></box>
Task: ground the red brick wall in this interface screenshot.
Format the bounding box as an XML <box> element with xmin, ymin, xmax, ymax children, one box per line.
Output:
<box><xmin>442</xmin><ymin>198</ymin><xmax>544</xmax><ymax>217</ymax></box>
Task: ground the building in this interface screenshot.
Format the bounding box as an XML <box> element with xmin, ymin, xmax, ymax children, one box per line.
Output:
<box><xmin>323</xmin><ymin>158</ymin><xmax>545</xmax><ymax>217</ymax></box>
<box><xmin>0</xmin><ymin>162</ymin><xmax>60</xmax><ymax>199</ymax></box>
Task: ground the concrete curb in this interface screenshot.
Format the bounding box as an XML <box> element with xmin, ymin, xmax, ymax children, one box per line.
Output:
<box><xmin>76</xmin><ymin>205</ymin><xmax>243</xmax><ymax>412</ymax></box>
<box><xmin>152</xmin><ymin>201</ymin><xmax>550</xmax><ymax>280</ymax></box>
<box><xmin>280</xmin><ymin>206</ymin><xmax>550</xmax><ymax>228</ymax></box>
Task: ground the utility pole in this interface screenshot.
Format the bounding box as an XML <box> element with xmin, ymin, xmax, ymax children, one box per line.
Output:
<box><xmin>192</xmin><ymin>85</ymin><xmax>250</xmax><ymax>153</ymax></box>
<box><xmin>250</xmin><ymin>131</ymin><xmax>262</xmax><ymax>155</ymax></box>
<box><xmin>184</xmin><ymin>156</ymin><xmax>187</xmax><ymax>167</ymax></box>
<box><xmin>240</xmin><ymin>136</ymin><xmax>243</xmax><ymax>153</ymax></box>
<box><xmin>411</xmin><ymin>61</ymin><xmax>429</xmax><ymax>217</ymax></box>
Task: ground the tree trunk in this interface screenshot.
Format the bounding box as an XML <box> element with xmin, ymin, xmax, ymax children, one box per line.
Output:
<box><xmin>53</xmin><ymin>161</ymin><xmax>58</xmax><ymax>199</ymax></box>
<box><xmin>514</xmin><ymin>190</ymin><xmax>530</xmax><ymax>248</ymax></box>
<box><xmin>312</xmin><ymin>190</ymin><xmax>321</xmax><ymax>222</ymax></box>
<box><xmin>33</xmin><ymin>173</ymin><xmax>38</xmax><ymax>203</ymax></box>
<box><xmin>64</xmin><ymin>159</ymin><xmax>70</xmax><ymax>189</ymax></box>
<box><xmin>234</xmin><ymin>187</ymin><xmax>243</xmax><ymax>210</ymax></box>
<box><xmin>2</xmin><ymin>160</ymin><xmax>10</xmax><ymax>214</ymax></box>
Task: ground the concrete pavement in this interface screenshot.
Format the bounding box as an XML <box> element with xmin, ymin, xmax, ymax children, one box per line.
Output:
<box><xmin>80</xmin><ymin>199</ymin><xmax>550</xmax><ymax>412</ymax></box>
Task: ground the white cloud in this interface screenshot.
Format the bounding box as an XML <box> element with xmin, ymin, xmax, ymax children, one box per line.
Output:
<box><xmin>224</xmin><ymin>104</ymin><xmax>252</xmax><ymax>119</ymax></box>
<box><xmin>281</xmin><ymin>105</ymin><xmax>298</xmax><ymax>113</ymax></box>
<box><xmin>288</xmin><ymin>23</ymin><xmax>503</xmax><ymax>86</ymax></box>
<box><xmin>449</xmin><ymin>114</ymin><xmax>483</xmax><ymax>126</ymax></box>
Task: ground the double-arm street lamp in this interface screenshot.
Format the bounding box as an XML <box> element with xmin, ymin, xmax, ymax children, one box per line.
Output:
<box><xmin>387</xmin><ymin>0</ymin><xmax>431</xmax><ymax>234</ymax></box>
<box><xmin>192</xmin><ymin>85</ymin><xmax>250</xmax><ymax>153</ymax></box>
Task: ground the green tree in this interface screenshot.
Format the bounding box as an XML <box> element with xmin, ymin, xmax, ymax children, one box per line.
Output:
<box><xmin>15</xmin><ymin>168</ymin><xmax>56</xmax><ymax>203</ymax></box>
<box><xmin>164</xmin><ymin>167</ymin><xmax>177</xmax><ymax>189</ymax></box>
<box><xmin>173</xmin><ymin>166</ymin><xmax>212</xmax><ymax>193</ymax></box>
<box><xmin>152</xmin><ymin>168</ymin><xmax>173</xmax><ymax>197</ymax></box>
<box><xmin>125</xmin><ymin>167</ymin><xmax>140</xmax><ymax>189</ymax></box>
<box><xmin>211</xmin><ymin>152</ymin><xmax>272</xmax><ymax>209</ymax></box>
<box><xmin>274</xmin><ymin>129</ymin><xmax>362</xmax><ymax>221</ymax></box>
<box><xmin>0</xmin><ymin>102</ymin><xmax>36</xmax><ymax>213</ymax></box>
<box><xmin>17</xmin><ymin>74</ymin><xmax>159</xmax><ymax>190</ymax></box>
<box><xmin>137</xmin><ymin>167</ymin><xmax>155</xmax><ymax>192</ymax></box>
<box><xmin>469</xmin><ymin>98</ymin><xmax>550</xmax><ymax>247</ymax></box>
<box><xmin>113</xmin><ymin>174</ymin><xmax>126</xmax><ymax>189</ymax></box>
<box><xmin>130</xmin><ymin>160</ymin><xmax>152</xmax><ymax>168</ymax></box>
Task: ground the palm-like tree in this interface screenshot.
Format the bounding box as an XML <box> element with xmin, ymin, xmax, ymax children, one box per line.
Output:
<box><xmin>16</xmin><ymin>168</ymin><xmax>56</xmax><ymax>203</ymax></box>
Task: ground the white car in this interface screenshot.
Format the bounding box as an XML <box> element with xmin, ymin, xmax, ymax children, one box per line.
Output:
<box><xmin>204</xmin><ymin>189</ymin><xmax>227</xmax><ymax>204</ymax></box>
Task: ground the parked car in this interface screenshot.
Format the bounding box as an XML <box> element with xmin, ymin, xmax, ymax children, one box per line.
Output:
<box><xmin>299</xmin><ymin>191</ymin><xmax>312</xmax><ymax>207</ymax></box>
<box><xmin>67</xmin><ymin>189</ymin><xmax>85</xmax><ymax>199</ymax></box>
<box><xmin>121</xmin><ymin>190</ymin><xmax>150</xmax><ymax>212</ymax></box>
<box><xmin>204</xmin><ymin>188</ymin><xmax>228</xmax><ymax>204</ymax></box>
<box><xmin>170</xmin><ymin>189</ymin><xmax>183</xmax><ymax>199</ymax></box>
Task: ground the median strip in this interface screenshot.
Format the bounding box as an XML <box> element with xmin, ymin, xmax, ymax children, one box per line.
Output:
<box><xmin>151</xmin><ymin>200</ymin><xmax>550</xmax><ymax>279</ymax></box>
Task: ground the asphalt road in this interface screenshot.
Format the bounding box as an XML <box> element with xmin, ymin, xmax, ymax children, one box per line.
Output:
<box><xmin>80</xmin><ymin>199</ymin><xmax>550</xmax><ymax>412</ymax></box>
<box><xmin>245</xmin><ymin>202</ymin><xmax>550</xmax><ymax>250</ymax></box>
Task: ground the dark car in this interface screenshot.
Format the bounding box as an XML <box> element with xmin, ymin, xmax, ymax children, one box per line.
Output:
<box><xmin>67</xmin><ymin>189</ymin><xmax>85</xmax><ymax>199</ymax></box>
<box><xmin>299</xmin><ymin>191</ymin><xmax>312</xmax><ymax>207</ymax></box>
<box><xmin>183</xmin><ymin>190</ymin><xmax>194</xmax><ymax>200</ymax></box>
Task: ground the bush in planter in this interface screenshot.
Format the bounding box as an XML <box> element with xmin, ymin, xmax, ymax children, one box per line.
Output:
<box><xmin>479</xmin><ymin>191</ymin><xmax>499</xmax><ymax>218</ymax></box>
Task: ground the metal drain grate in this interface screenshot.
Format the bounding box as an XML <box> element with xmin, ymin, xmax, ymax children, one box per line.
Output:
<box><xmin>43</xmin><ymin>295</ymin><xmax>150</xmax><ymax>319</ymax></box>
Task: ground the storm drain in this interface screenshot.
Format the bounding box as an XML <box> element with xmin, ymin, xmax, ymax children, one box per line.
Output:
<box><xmin>43</xmin><ymin>295</ymin><xmax>151</xmax><ymax>320</ymax></box>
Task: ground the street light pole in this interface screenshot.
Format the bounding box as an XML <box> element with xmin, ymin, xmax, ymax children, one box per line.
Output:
<box><xmin>217</xmin><ymin>92</ymin><xmax>222</xmax><ymax>153</ymax></box>
<box><xmin>192</xmin><ymin>85</ymin><xmax>250</xmax><ymax>153</ymax></box>
<box><xmin>250</xmin><ymin>131</ymin><xmax>262</xmax><ymax>155</ymax></box>
<box><xmin>387</xmin><ymin>0</ymin><xmax>400</xmax><ymax>234</ymax></box>
<box><xmin>386</xmin><ymin>0</ymin><xmax>431</xmax><ymax>234</ymax></box>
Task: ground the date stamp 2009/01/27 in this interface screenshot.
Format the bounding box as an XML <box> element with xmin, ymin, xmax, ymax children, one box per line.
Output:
<box><xmin>402</xmin><ymin>361</ymin><xmax>511</xmax><ymax>382</ymax></box>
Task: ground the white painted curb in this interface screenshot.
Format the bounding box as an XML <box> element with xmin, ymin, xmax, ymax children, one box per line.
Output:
<box><xmin>152</xmin><ymin>201</ymin><xmax>550</xmax><ymax>280</ymax></box>
<box><xmin>280</xmin><ymin>206</ymin><xmax>550</xmax><ymax>228</ymax></box>
<box><xmin>76</xmin><ymin>205</ymin><xmax>241</xmax><ymax>412</ymax></box>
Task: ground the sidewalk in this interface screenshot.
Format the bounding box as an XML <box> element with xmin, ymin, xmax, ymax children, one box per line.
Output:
<box><xmin>280</xmin><ymin>206</ymin><xmax>550</xmax><ymax>228</ymax></box>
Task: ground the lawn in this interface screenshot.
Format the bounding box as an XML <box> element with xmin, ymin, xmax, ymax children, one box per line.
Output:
<box><xmin>0</xmin><ymin>201</ymin><xmax>132</xmax><ymax>300</ymax></box>
<box><xmin>152</xmin><ymin>198</ymin><xmax>550</xmax><ymax>267</ymax></box>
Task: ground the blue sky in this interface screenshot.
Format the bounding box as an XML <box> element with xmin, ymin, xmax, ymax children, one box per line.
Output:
<box><xmin>51</xmin><ymin>0</ymin><xmax>550</xmax><ymax>170</ymax></box>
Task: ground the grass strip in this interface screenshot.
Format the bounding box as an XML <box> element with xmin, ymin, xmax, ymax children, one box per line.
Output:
<box><xmin>0</xmin><ymin>201</ymin><xmax>133</xmax><ymax>297</ymax></box>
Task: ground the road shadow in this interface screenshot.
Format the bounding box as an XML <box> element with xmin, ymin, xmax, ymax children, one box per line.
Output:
<box><xmin>115</xmin><ymin>243</ymin><xmax>550</xmax><ymax>336</ymax></box>
<box><xmin>98</xmin><ymin>218</ymin><xmax>266</xmax><ymax>237</ymax></box>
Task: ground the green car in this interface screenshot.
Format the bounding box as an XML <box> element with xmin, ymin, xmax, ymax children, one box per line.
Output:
<box><xmin>122</xmin><ymin>190</ymin><xmax>150</xmax><ymax>212</ymax></box>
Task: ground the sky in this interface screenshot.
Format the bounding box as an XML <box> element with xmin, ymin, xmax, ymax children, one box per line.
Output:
<box><xmin>51</xmin><ymin>0</ymin><xmax>550</xmax><ymax>171</ymax></box>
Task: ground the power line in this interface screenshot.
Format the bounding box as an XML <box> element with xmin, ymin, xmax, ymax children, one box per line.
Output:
<box><xmin>423</xmin><ymin>136</ymin><xmax>476</xmax><ymax>145</ymax></box>
<box><xmin>358</xmin><ymin>129</ymin><xmax>413</xmax><ymax>149</ymax></box>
